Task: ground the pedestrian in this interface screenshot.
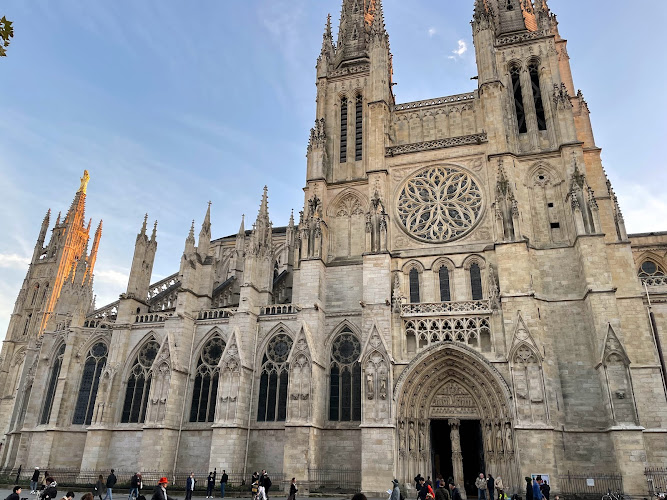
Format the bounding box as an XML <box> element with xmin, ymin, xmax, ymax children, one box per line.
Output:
<box><xmin>390</xmin><ymin>479</ymin><xmax>401</xmax><ymax>500</ymax></box>
<box><xmin>16</xmin><ymin>465</ymin><xmax>22</xmax><ymax>485</ymax></box>
<box><xmin>525</xmin><ymin>477</ymin><xmax>533</xmax><ymax>500</ymax></box>
<box><xmin>186</xmin><ymin>473</ymin><xmax>196</xmax><ymax>500</ymax></box>
<box><xmin>207</xmin><ymin>472</ymin><xmax>215</xmax><ymax>498</ymax></box>
<box><xmin>475</xmin><ymin>474</ymin><xmax>487</xmax><ymax>500</ymax></box>
<box><xmin>263</xmin><ymin>471</ymin><xmax>272</xmax><ymax>500</ymax></box>
<box><xmin>288</xmin><ymin>478</ymin><xmax>298</xmax><ymax>500</ymax></box>
<box><xmin>151</xmin><ymin>478</ymin><xmax>175</xmax><ymax>500</ymax></box>
<box><xmin>540</xmin><ymin>480</ymin><xmax>550</xmax><ymax>500</ymax></box>
<box><xmin>220</xmin><ymin>470</ymin><xmax>228</xmax><ymax>499</ymax></box>
<box><xmin>30</xmin><ymin>467</ymin><xmax>40</xmax><ymax>494</ymax></box>
<box><xmin>449</xmin><ymin>482</ymin><xmax>462</xmax><ymax>500</ymax></box>
<box><xmin>43</xmin><ymin>477</ymin><xmax>58</xmax><ymax>500</ymax></box>
<box><xmin>487</xmin><ymin>474</ymin><xmax>494</xmax><ymax>500</ymax></box>
<box><xmin>60</xmin><ymin>491</ymin><xmax>75</xmax><ymax>500</ymax></box>
<box><xmin>129</xmin><ymin>473</ymin><xmax>142</xmax><ymax>500</ymax></box>
<box><xmin>95</xmin><ymin>475</ymin><xmax>105</xmax><ymax>500</ymax></box>
<box><xmin>415</xmin><ymin>475</ymin><xmax>424</xmax><ymax>493</ymax></box>
<box><xmin>532</xmin><ymin>477</ymin><xmax>543</xmax><ymax>500</ymax></box>
<box><xmin>258</xmin><ymin>471</ymin><xmax>267</xmax><ymax>500</ymax></box>
<box><xmin>42</xmin><ymin>472</ymin><xmax>50</xmax><ymax>489</ymax></box>
<box><xmin>7</xmin><ymin>485</ymin><xmax>22</xmax><ymax>500</ymax></box>
<box><xmin>435</xmin><ymin>483</ymin><xmax>450</xmax><ymax>500</ymax></box>
<box><xmin>494</xmin><ymin>476</ymin><xmax>505</xmax><ymax>500</ymax></box>
<box><xmin>104</xmin><ymin>470</ymin><xmax>117</xmax><ymax>500</ymax></box>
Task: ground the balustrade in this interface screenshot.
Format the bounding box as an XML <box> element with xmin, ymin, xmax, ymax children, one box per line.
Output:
<box><xmin>260</xmin><ymin>304</ymin><xmax>298</xmax><ymax>316</ymax></box>
<box><xmin>641</xmin><ymin>276</ymin><xmax>667</xmax><ymax>287</ymax></box>
<box><xmin>401</xmin><ymin>299</ymin><xmax>491</xmax><ymax>317</ymax></box>
<box><xmin>197</xmin><ymin>308</ymin><xmax>236</xmax><ymax>320</ymax></box>
<box><xmin>134</xmin><ymin>312</ymin><xmax>172</xmax><ymax>324</ymax></box>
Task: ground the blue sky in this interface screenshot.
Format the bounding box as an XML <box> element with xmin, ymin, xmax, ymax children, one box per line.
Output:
<box><xmin>1</xmin><ymin>0</ymin><xmax>666</xmax><ymax>339</ymax></box>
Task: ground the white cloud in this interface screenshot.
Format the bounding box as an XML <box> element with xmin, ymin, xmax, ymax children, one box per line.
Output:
<box><xmin>95</xmin><ymin>269</ymin><xmax>129</xmax><ymax>288</ymax></box>
<box><xmin>448</xmin><ymin>39</ymin><xmax>468</xmax><ymax>60</ymax></box>
<box><xmin>616</xmin><ymin>184</ymin><xmax>667</xmax><ymax>235</ymax></box>
<box><xmin>0</xmin><ymin>253</ymin><xmax>31</xmax><ymax>269</ymax></box>
<box><xmin>428</xmin><ymin>28</ymin><xmax>437</xmax><ymax>37</ymax></box>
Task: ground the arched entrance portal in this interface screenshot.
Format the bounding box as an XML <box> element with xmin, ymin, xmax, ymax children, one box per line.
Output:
<box><xmin>394</xmin><ymin>343</ymin><xmax>519</xmax><ymax>497</ymax></box>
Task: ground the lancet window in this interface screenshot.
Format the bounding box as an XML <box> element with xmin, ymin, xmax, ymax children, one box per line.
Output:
<box><xmin>355</xmin><ymin>94</ymin><xmax>363</xmax><ymax>161</ymax></box>
<box><xmin>329</xmin><ymin>330</ymin><xmax>361</xmax><ymax>421</ymax></box>
<box><xmin>529</xmin><ymin>62</ymin><xmax>547</xmax><ymax>131</ymax></box>
<box><xmin>40</xmin><ymin>344</ymin><xmax>66</xmax><ymax>425</ymax></box>
<box><xmin>470</xmin><ymin>263</ymin><xmax>483</xmax><ymax>300</ymax></box>
<box><xmin>190</xmin><ymin>336</ymin><xmax>225</xmax><ymax>422</ymax></box>
<box><xmin>257</xmin><ymin>333</ymin><xmax>292</xmax><ymax>422</ymax></box>
<box><xmin>340</xmin><ymin>97</ymin><xmax>348</xmax><ymax>163</ymax></box>
<box><xmin>439</xmin><ymin>266</ymin><xmax>451</xmax><ymax>302</ymax></box>
<box><xmin>510</xmin><ymin>65</ymin><xmax>527</xmax><ymax>134</ymax></box>
<box><xmin>121</xmin><ymin>339</ymin><xmax>159</xmax><ymax>423</ymax></box>
<box><xmin>409</xmin><ymin>268</ymin><xmax>421</xmax><ymax>303</ymax></box>
<box><xmin>72</xmin><ymin>342</ymin><xmax>108</xmax><ymax>425</ymax></box>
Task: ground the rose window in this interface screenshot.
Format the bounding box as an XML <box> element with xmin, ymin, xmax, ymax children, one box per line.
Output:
<box><xmin>397</xmin><ymin>166</ymin><xmax>483</xmax><ymax>242</ymax></box>
<box><xmin>266</xmin><ymin>334</ymin><xmax>293</xmax><ymax>363</ymax></box>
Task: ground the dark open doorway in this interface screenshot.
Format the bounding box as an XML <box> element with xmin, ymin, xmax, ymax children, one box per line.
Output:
<box><xmin>430</xmin><ymin>419</ymin><xmax>453</xmax><ymax>483</ymax></box>
<box><xmin>460</xmin><ymin>420</ymin><xmax>484</xmax><ymax>496</ymax></box>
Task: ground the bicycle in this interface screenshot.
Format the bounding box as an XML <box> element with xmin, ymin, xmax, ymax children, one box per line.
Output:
<box><xmin>601</xmin><ymin>489</ymin><xmax>624</xmax><ymax>500</ymax></box>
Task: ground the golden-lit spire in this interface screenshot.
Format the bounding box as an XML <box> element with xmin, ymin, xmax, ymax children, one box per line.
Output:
<box><xmin>79</xmin><ymin>169</ymin><xmax>91</xmax><ymax>194</ymax></box>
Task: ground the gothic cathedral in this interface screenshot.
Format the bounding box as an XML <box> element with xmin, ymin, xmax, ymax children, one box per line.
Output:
<box><xmin>1</xmin><ymin>0</ymin><xmax>666</xmax><ymax>497</ymax></box>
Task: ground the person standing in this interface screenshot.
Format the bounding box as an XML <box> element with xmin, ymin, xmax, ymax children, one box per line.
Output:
<box><xmin>220</xmin><ymin>470</ymin><xmax>228</xmax><ymax>499</ymax></box>
<box><xmin>524</xmin><ymin>477</ymin><xmax>533</xmax><ymax>500</ymax></box>
<box><xmin>206</xmin><ymin>472</ymin><xmax>215</xmax><ymax>498</ymax></box>
<box><xmin>494</xmin><ymin>476</ymin><xmax>504</xmax><ymax>500</ymax></box>
<box><xmin>486</xmin><ymin>474</ymin><xmax>494</xmax><ymax>500</ymax></box>
<box><xmin>288</xmin><ymin>478</ymin><xmax>298</xmax><ymax>500</ymax></box>
<box><xmin>475</xmin><ymin>474</ymin><xmax>487</xmax><ymax>500</ymax></box>
<box><xmin>151</xmin><ymin>478</ymin><xmax>176</xmax><ymax>500</ymax></box>
<box><xmin>257</xmin><ymin>471</ymin><xmax>266</xmax><ymax>500</ymax></box>
<box><xmin>263</xmin><ymin>471</ymin><xmax>272</xmax><ymax>500</ymax></box>
<box><xmin>540</xmin><ymin>480</ymin><xmax>550</xmax><ymax>500</ymax></box>
<box><xmin>30</xmin><ymin>467</ymin><xmax>40</xmax><ymax>494</ymax></box>
<box><xmin>129</xmin><ymin>473</ymin><xmax>141</xmax><ymax>500</ymax></box>
<box><xmin>532</xmin><ymin>477</ymin><xmax>543</xmax><ymax>500</ymax></box>
<box><xmin>186</xmin><ymin>473</ymin><xmax>196</xmax><ymax>500</ymax></box>
<box><xmin>16</xmin><ymin>465</ymin><xmax>22</xmax><ymax>485</ymax></box>
<box><xmin>95</xmin><ymin>475</ymin><xmax>105</xmax><ymax>500</ymax></box>
<box><xmin>449</xmin><ymin>482</ymin><xmax>462</xmax><ymax>500</ymax></box>
<box><xmin>105</xmin><ymin>469</ymin><xmax>117</xmax><ymax>500</ymax></box>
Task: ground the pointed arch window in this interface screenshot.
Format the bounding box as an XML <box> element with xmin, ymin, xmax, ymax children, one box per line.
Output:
<box><xmin>439</xmin><ymin>266</ymin><xmax>451</xmax><ymax>302</ymax></box>
<box><xmin>340</xmin><ymin>96</ymin><xmax>348</xmax><ymax>163</ymax></box>
<box><xmin>409</xmin><ymin>268</ymin><xmax>420</xmax><ymax>303</ymax></box>
<box><xmin>31</xmin><ymin>284</ymin><xmax>40</xmax><ymax>306</ymax></box>
<box><xmin>470</xmin><ymin>263</ymin><xmax>483</xmax><ymax>300</ymax></box>
<box><xmin>510</xmin><ymin>66</ymin><xmax>527</xmax><ymax>134</ymax></box>
<box><xmin>257</xmin><ymin>333</ymin><xmax>292</xmax><ymax>422</ymax></box>
<box><xmin>121</xmin><ymin>340</ymin><xmax>159</xmax><ymax>423</ymax></box>
<box><xmin>329</xmin><ymin>331</ymin><xmax>361</xmax><ymax>421</ymax></box>
<box><xmin>40</xmin><ymin>344</ymin><xmax>66</xmax><ymax>425</ymax></box>
<box><xmin>639</xmin><ymin>260</ymin><xmax>665</xmax><ymax>277</ymax></box>
<box><xmin>529</xmin><ymin>62</ymin><xmax>547</xmax><ymax>131</ymax></box>
<box><xmin>355</xmin><ymin>94</ymin><xmax>363</xmax><ymax>161</ymax></box>
<box><xmin>73</xmin><ymin>342</ymin><xmax>108</xmax><ymax>425</ymax></box>
<box><xmin>190</xmin><ymin>336</ymin><xmax>225</xmax><ymax>422</ymax></box>
<box><xmin>22</xmin><ymin>314</ymin><xmax>32</xmax><ymax>336</ymax></box>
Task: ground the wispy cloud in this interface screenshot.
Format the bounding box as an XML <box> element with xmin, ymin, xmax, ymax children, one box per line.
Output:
<box><xmin>448</xmin><ymin>39</ymin><xmax>468</xmax><ymax>60</ymax></box>
<box><xmin>617</xmin><ymin>184</ymin><xmax>667</xmax><ymax>234</ymax></box>
<box><xmin>428</xmin><ymin>27</ymin><xmax>437</xmax><ymax>37</ymax></box>
<box><xmin>0</xmin><ymin>253</ymin><xmax>30</xmax><ymax>269</ymax></box>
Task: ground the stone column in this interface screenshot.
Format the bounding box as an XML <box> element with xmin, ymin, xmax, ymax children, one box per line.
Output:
<box><xmin>449</xmin><ymin>418</ymin><xmax>467</xmax><ymax>500</ymax></box>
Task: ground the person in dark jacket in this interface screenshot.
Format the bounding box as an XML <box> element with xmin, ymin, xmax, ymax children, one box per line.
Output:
<box><xmin>15</xmin><ymin>466</ymin><xmax>22</xmax><ymax>485</ymax></box>
<box><xmin>185</xmin><ymin>473</ymin><xmax>196</xmax><ymax>500</ymax></box>
<box><xmin>206</xmin><ymin>472</ymin><xmax>215</xmax><ymax>499</ymax></box>
<box><xmin>288</xmin><ymin>478</ymin><xmax>298</xmax><ymax>500</ymax></box>
<box><xmin>435</xmin><ymin>483</ymin><xmax>450</xmax><ymax>500</ymax></box>
<box><xmin>448</xmin><ymin>482</ymin><xmax>462</xmax><ymax>500</ymax></box>
<box><xmin>525</xmin><ymin>477</ymin><xmax>533</xmax><ymax>500</ymax></box>
<box><xmin>540</xmin><ymin>481</ymin><xmax>550</xmax><ymax>500</ymax></box>
<box><xmin>487</xmin><ymin>475</ymin><xmax>495</xmax><ymax>500</ymax></box>
<box><xmin>151</xmin><ymin>478</ymin><xmax>176</xmax><ymax>500</ymax></box>
<box><xmin>220</xmin><ymin>470</ymin><xmax>228</xmax><ymax>499</ymax></box>
<box><xmin>31</xmin><ymin>467</ymin><xmax>40</xmax><ymax>494</ymax></box>
<box><xmin>129</xmin><ymin>473</ymin><xmax>142</xmax><ymax>500</ymax></box>
<box><xmin>415</xmin><ymin>475</ymin><xmax>424</xmax><ymax>493</ymax></box>
<box><xmin>6</xmin><ymin>485</ymin><xmax>22</xmax><ymax>500</ymax></box>
<box><xmin>105</xmin><ymin>470</ymin><xmax>117</xmax><ymax>500</ymax></box>
<box><xmin>43</xmin><ymin>479</ymin><xmax>58</xmax><ymax>500</ymax></box>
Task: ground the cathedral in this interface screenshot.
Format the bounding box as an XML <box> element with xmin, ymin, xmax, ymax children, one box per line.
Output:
<box><xmin>1</xmin><ymin>0</ymin><xmax>666</xmax><ymax>497</ymax></box>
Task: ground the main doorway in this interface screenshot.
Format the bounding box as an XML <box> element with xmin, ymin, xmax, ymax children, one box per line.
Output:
<box><xmin>431</xmin><ymin>419</ymin><xmax>485</xmax><ymax>497</ymax></box>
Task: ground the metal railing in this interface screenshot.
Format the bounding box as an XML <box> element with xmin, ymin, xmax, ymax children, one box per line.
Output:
<box><xmin>306</xmin><ymin>468</ymin><xmax>361</xmax><ymax>493</ymax></box>
<box><xmin>560</xmin><ymin>472</ymin><xmax>623</xmax><ymax>499</ymax></box>
<box><xmin>646</xmin><ymin>467</ymin><xmax>667</xmax><ymax>497</ymax></box>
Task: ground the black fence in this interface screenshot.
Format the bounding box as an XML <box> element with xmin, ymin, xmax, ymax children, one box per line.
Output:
<box><xmin>646</xmin><ymin>467</ymin><xmax>667</xmax><ymax>496</ymax></box>
<box><xmin>306</xmin><ymin>468</ymin><xmax>361</xmax><ymax>493</ymax></box>
<box><xmin>560</xmin><ymin>472</ymin><xmax>623</xmax><ymax>499</ymax></box>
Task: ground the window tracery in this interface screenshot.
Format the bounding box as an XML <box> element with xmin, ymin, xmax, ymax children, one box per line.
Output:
<box><xmin>329</xmin><ymin>330</ymin><xmax>362</xmax><ymax>421</ymax></box>
<box><xmin>40</xmin><ymin>343</ymin><xmax>66</xmax><ymax>425</ymax></box>
<box><xmin>639</xmin><ymin>260</ymin><xmax>665</xmax><ymax>277</ymax></box>
<box><xmin>73</xmin><ymin>342</ymin><xmax>108</xmax><ymax>425</ymax></box>
<box><xmin>510</xmin><ymin>65</ymin><xmax>527</xmax><ymax>134</ymax></box>
<box><xmin>190</xmin><ymin>336</ymin><xmax>225</xmax><ymax>422</ymax></box>
<box><xmin>257</xmin><ymin>333</ymin><xmax>292</xmax><ymax>422</ymax></box>
<box><xmin>470</xmin><ymin>263</ymin><xmax>483</xmax><ymax>300</ymax></box>
<box><xmin>121</xmin><ymin>339</ymin><xmax>159</xmax><ymax>423</ymax></box>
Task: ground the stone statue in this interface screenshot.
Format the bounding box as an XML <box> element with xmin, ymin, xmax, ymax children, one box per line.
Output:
<box><xmin>366</xmin><ymin>372</ymin><xmax>374</xmax><ymax>400</ymax></box>
<box><xmin>379</xmin><ymin>373</ymin><xmax>388</xmax><ymax>400</ymax></box>
<box><xmin>450</xmin><ymin>420</ymin><xmax>461</xmax><ymax>452</ymax></box>
<box><xmin>485</xmin><ymin>421</ymin><xmax>494</xmax><ymax>453</ymax></box>
<box><xmin>409</xmin><ymin>422</ymin><xmax>416</xmax><ymax>451</ymax></box>
<box><xmin>398</xmin><ymin>420</ymin><xmax>406</xmax><ymax>450</ymax></box>
<box><xmin>504</xmin><ymin>423</ymin><xmax>514</xmax><ymax>453</ymax></box>
<box><xmin>496</xmin><ymin>422</ymin><xmax>504</xmax><ymax>453</ymax></box>
<box><xmin>79</xmin><ymin>169</ymin><xmax>90</xmax><ymax>194</ymax></box>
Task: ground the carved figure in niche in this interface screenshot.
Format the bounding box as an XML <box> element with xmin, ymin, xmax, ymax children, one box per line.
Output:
<box><xmin>495</xmin><ymin>422</ymin><xmax>504</xmax><ymax>454</ymax></box>
<box><xmin>419</xmin><ymin>422</ymin><xmax>426</xmax><ymax>451</ymax></box>
<box><xmin>366</xmin><ymin>372</ymin><xmax>374</xmax><ymax>400</ymax></box>
<box><xmin>450</xmin><ymin>419</ymin><xmax>461</xmax><ymax>452</ymax></box>
<box><xmin>379</xmin><ymin>373</ymin><xmax>387</xmax><ymax>400</ymax></box>
<box><xmin>409</xmin><ymin>422</ymin><xmax>416</xmax><ymax>451</ymax></box>
<box><xmin>484</xmin><ymin>421</ymin><xmax>494</xmax><ymax>453</ymax></box>
<box><xmin>398</xmin><ymin>420</ymin><xmax>406</xmax><ymax>450</ymax></box>
<box><xmin>504</xmin><ymin>423</ymin><xmax>514</xmax><ymax>453</ymax></box>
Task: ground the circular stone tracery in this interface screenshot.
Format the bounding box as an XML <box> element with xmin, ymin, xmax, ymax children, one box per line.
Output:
<box><xmin>396</xmin><ymin>165</ymin><xmax>483</xmax><ymax>243</ymax></box>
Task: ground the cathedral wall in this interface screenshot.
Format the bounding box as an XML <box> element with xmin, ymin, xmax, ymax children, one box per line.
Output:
<box><xmin>247</xmin><ymin>428</ymin><xmax>285</xmax><ymax>474</ymax></box>
<box><xmin>644</xmin><ymin>431</ymin><xmax>667</xmax><ymax>464</ymax></box>
<box><xmin>318</xmin><ymin>428</ymin><xmax>361</xmax><ymax>469</ymax></box>
<box><xmin>176</xmin><ymin>429</ymin><xmax>213</xmax><ymax>471</ymax></box>
<box><xmin>106</xmin><ymin>429</ymin><xmax>142</xmax><ymax>471</ymax></box>
<box><xmin>559</xmin><ymin>431</ymin><xmax>616</xmax><ymax>470</ymax></box>
<box><xmin>325</xmin><ymin>264</ymin><xmax>363</xmax><ymax>311</ymax></box>
<box><xmin>531</xmin><ymin>247</ymin><xmax>584</xmax><ymax>298</ymax></box>
<box><xmin>50</xmin><ymin>430</ymin><xmax>87</xmax><ymax>468</ymax></box>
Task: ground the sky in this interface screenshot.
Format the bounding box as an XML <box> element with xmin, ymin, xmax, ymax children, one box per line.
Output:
<box><xmin>0</xmin><ymin>0</ymin><xmax>666</xmax><ymax>340</ymax></box>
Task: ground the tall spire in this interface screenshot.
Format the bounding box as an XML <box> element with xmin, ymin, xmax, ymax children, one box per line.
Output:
<box><xmin>198</xmin><ymin>202</ymin><xmax>212</xmax><ymax>258</ymax></box>
<box><xmin>86</xmin><ymin>220</ymin><xmax>102</xmax><ymax>284</ymax></box>
<box><xmin>140</xmin><ymin>213</ymin><xmax>148</xmax><ymax>237</ymax></box>
<box><xmin>150</xmin><ymin>220</ymin><xmax>157</xmax><ymax>243</ymax></box>
<box><xmin>249</xmin><ymin>186</ymin><xmax>273</xmax><ymax>257</ymax></box>
<box><xmin>335</xmin><ymin>0</ymin><xmax>377</xmax><ymax>68</ymax></box>
<box><xmin>32</xmin><ymin>209</ymin><xmax>51</xmax><ymax>262</ymax></box>
<box><xmin>238</xmin><ymin>214</ymin><xmax>245</xmax><ymax>236</ymax></box>
<box><xmin>319</xmin><ymin>14</ymin><xmax>335</xmax><ymax>64</ymax></box>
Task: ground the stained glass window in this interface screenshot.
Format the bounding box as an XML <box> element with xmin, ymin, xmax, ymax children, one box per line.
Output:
<box><xmin>190</xmin><ymin>336</ymin><xmax>225</xmax><ymax>422</ymax></box>
<box><xmin>470</xmin><ymin>263</ymin><xmax>483</xmax><ymax>300</ymax></box>
<box><xmin>439</xmin><ymin>266</ymin><xmax>451</xmax><ymax>302</ymax></box>
<box><xmin>257</xmin><ymin>333</ymin><xmax>292</xmax><ymax>422</ymax></box>
<box><xmin>329</xmin><ymin>331</ymin><xmax>361</xmax><ymax>421</ymax></box>
<box><xmin>40</xmin><ymin>344</ymin><xmax>66</xmax><ymax>425</ymax></box>
<box><xmin>73</xmin><ymin>342</ymin><xmax>107</xmax><ymax>425</ymax></box>
<box><xmin>409</xmin><ymin>268</ymin><xmax>420</xmax><ymax>303</ymax></box>
<box><xmin>121</xmin><ymin>340</ymin><xmax>159</xmax><ymax>423</ymax></box>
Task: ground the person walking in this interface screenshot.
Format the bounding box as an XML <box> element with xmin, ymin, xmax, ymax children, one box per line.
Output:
<box><xmin>104</xmin><ymin>470</ymin><xmax>117</xmax><ymax>500</ymax></box>
<box><xmin>257</xmin><ymin>471</ymin><xmax>266</xmax><ymax>500</ymax></box>
<box><xmin>186</xmin><ymin>473</ymin><xmax>196</xmax><ymax>500</ymax></box>
<box><xmin>435</xmin><ymin>479</ymin><xmax>450</xmax><ymax>500</ymax></box>
<box><xmin>288</xmin><ymin>478</ymin><xmax>298</xmax><ymax>500</ymax></box>
<box><xmin>263</xmin><ymin>471</ymin><xmax>272</xmax><ymax>500</ymax></box>
<box><xmin>129</xmin><ymin>473</ymin><xmax>142</xmax><ymax>500</ymax></box>
<box><xmin>206</xmin><ymin>472</ymin><xmax>215</xmax><ymax>499</ymax></box>
<box><xmin>524</xmin><ymin>477</ymin><xmax>533</xmax><ymax>500</ymax></box>
<box><xmin>16</xmin><ymin>465</ymin><xmax>22</xmax><ymax>485</ymax></box>
<box><xmin>449</xmin><ymin>482</ymin><xmax>462</xmax><ymax>500</ymax></box>
<box><xmin>30</xmin><ymin>467</ymin><xmax>40</xmax><ymax>494</ymax></box>
<box><xmin>151</xmin><ymin>478</ymin><xmax>175</xmax><ymax>500</ymax></box>
<box><xmin>494</xmin><ymin>476</ymin><xmax>504</xmax><ymax>500</ymax></box>
<box><xmin>486</xmin><ymin>474</ymin><xmax>494</xmax><ymax>500</ymax></box>
<box><xmin>7</xmin><ymin>485</ymin><xmax>22</xmax><ymax>500</ymax></box>
<box><xmin>95</xmin><ymin>475</ymin><xmax>105</xmax><ymax>500</ymax></box>
<box><xmin>220</xmin><ymin>470</ymin><xmax>228</xmax><ymax>499</ymax></box>
<box><xmin>475</xmin><ymin>474</ymin><xmax>487</xmax><ymax>500</ymax></box>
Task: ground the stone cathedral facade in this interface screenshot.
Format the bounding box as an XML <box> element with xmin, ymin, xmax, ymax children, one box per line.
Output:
<box><xmin>1</xmin><ymin>0</ymin><xmax>667</xmax><ymax>496</ymax></box>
